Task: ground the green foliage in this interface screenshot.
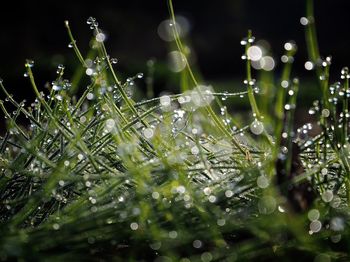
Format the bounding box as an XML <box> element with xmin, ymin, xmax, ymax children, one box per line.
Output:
<box><xmin>0</xmin><ymin>0</ymin><xmax>349</xmax><ymax>260</ymax></box>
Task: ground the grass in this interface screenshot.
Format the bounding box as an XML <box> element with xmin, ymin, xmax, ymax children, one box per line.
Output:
<box><xmin>0</xmin><ymin>0</ymin><xmax>349</xmax><ymax>260</ymax></box>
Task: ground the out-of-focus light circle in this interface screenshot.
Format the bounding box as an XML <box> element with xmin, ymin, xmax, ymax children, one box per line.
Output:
<box><xmin>158</xmin><ymin>16</ymin><xmax>190</xmax><ymax>42</ymax></box>
<box><xmin>168</xmin><ymin>51</ymin><xmax>187</xmax><ymax>72</ymax></box>
<box><xmin>251</xmin><ymin>60</ymin><xmax>263</xmax><ymax>70</ymax></box>
<box><xmin>247</xmin><ymin>46</ymin><xmax>263</xmax><ymax>61</ymax></box>
<box><xmin>261</xmin><ymin>56</ymin><xmax>275</xmax><ymax>71</ymax></box>
<box><xmin>95</xmin><ymin>32</ymin><xmax>106</xmax><ymax>42</ymax></box>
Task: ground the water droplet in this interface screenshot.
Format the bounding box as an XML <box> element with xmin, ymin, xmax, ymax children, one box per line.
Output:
<box><xmin>240</xmin><ymin>39</ymin><xmax>247</xmax><ymax>46</ymax></box>
<box><xmin>87</xmin><ymin>17</ymin><xmax>98</xmax><ymax>29</ymax></box>
<box><xmin>95</xmin><ymin>32</ymin><xmax>106</xmax><ymax>42</ymax></box>
<box><xmin>86</xmin><ymin>68</ymin><xmax>94</xmax><ymax>76</ymax></box>
<box><xmin>217</xmin><ymin>219</ymin><xmax>226</xmax><ymax>226</ymax></box>
<box><xmin>135</xmin><ymin>73</ymin><xmax>143</xmax><ymax>79</ymax></box>
<box><xmin>310</xmin><ymin>220</ymin><xmax>322</xmax><ymax>233</ymax></box>
<box><xmin>308</xmin><ymin>108</ymin><xmax>315</xmax><ymax>115</ymax></box>
<box><xmin>143</xmin><ymin>127</ymin><xmax>154</xmax><ymax>139</ymax></box>
<box><xmin>152</xmin><ymin>191</ymin><xmax>160</xmax><ymax>199</ymax></box>
<box><xmin>109</xmin><ymin>58</ymin><xmax>118</xmax><ymax>64</ymax></box>
<box><xmin>250</xmin><ymin>119</ymin><xmax>264</xmax><ymax>135</ymax></box>
<box><xmin>322</xmin><ymin>190</ymin><xmax>333</xmax><ymax>202</ymax></box>
<box><xmin>193</xmin><ymin>240</ymin><xmax>202</xmax><ymax>249</ymax></box>
<box><xmin>225</xmin><ymin>190</ymin><xmax>233</xmax><ymax>198</ymax></box>
<box><xmin>257</xmin><ymin>175</ymin><xmax>269</xmax><ymax>188</ymax></box>
<box><xmin>26</xmin><ymin>59</ymin><xmax>34</xmax><ymax>68</ymax></box>
<box><xmin>281</xmin><ymin>80</ymin><xmax>289</xmax><ymax>88</ymax></box>
<box><xmin>203</xmin><ymin>187</ymin><xmax>211</xmax><ymax>195</ymax></box>
<box><xmin>191</xmin><ymin>146</ymin><xmax>199</xmax><ymax>155</ymax></box>
<box><xmin>87</xmin><ymin>92</ymin><xmax>94</xmax><ymax>100</ymax></box>
<box><xmin>281</xmin><ymin>55</ymin><xmax>289</xmax><ymax>63</ymax></box>
<box><xmin>330</xmin><ymin>217</ymin><xmax>344</xmax><ymax>231</ymax></box>
<box><xmin>247</xmin><ymin>46</ymin><xmax>262</xmax><ymax>61</ymax></box>
<box><xmin>300</xmin><ymin>17</ymin><xmax>309</xmax><ymax>26</ymax></box>
<box><xmin>130</xmin><ymin>222</ymin><xmax>139</xmax><ymax>230</ymax></box>
<box><xmin>105</xmin><ymin>118</ymin><xmax>116</xmax><ymax>132</ymax></box>
<box><xmin>258</xmin><ymin>196</ymin><xmax>276</xmax><ymax>214</ymax></box>
<box><xmin>284</xmin><ymin>42</ymin><xmax>294</xmax><ymax>51</ymax></box>
<box><xmin>304</xmin><ymin>61</ymin><xmax>314</xmax><ymax>70</ymax></box>
<box><xmin>169</xmin><ymin>230</ymin><xmax>178</xmax><ymax>239</ymax></box>
<box><xmin>308</xmin><ymin>209</ymin><xmax>320</xmax><ymax>221</ymax></box>
<box><xmin>160</xmin><ymin>95</ymin><xmax>171</xmax><ymax>107</ymax></box>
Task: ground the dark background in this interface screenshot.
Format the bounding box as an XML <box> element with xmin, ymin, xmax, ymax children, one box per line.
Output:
<box><xmin>0</xmin><ymin>0</ymin><xmax>350</xmax><ymax>100</ymax></box>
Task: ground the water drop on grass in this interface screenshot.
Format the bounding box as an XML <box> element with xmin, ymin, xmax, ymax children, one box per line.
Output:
<box><xmin>217</xmin><ymin>219</ymin><xmax>226</xmax><ymax>226</ymax></box>
<box><xmin>143</xmin><ymin>127</ymin><xmax>154</xmax><ymax>139</ymax></box>
<box><xmin>85</xmin><ymin>68</ymin><xmax>94</xmax><ymax>76</ymax></box>
<box><xmin>250</xmin><ymin>119</ymin><xmax>264</xmax><ymax>135</ymax></box>
<box><xmin>304</xmin><ymin>61</ymin><xmax>314</xmax><ymax>70</ymax></box>
<box><xmin>330</xmin><ymin>217</ymin><xmax>344</xmax><ymax>231</ymax></box>
<box><xmin>26</xmin><ymin>60</ymin><xmax>34</xmax><ymax>68</ymax></box>
<box><xmin>310</xmin><ymin>220</ymin><xmax>322</xmax><ymax>233</ymax></box>
<box><xmin>300</xmin><ymin>17</ymin><xmax>309</xmax><ymax>26</ymax></box>
<box><xmin>160</xmin><ymin>95</ymin><xmax>171</xmax><ymax>107</ymax></box>
<box><xmin>322</xmin><ymin>190</ymin><xmax>333</xmax><ymax>202</ymax></box>
<box><xmin>191</xmin><ymin>146</ymin><xmax>199</xmax><ymax>155</ymax></box>
<box><xmin>193</xmin><ymin>240</ymin><xmax>202</xmax><ymax>249</ymax></box>
<box><xmin>130</xmin><ymin>222</ymin><xmax>139</xmax><ymax>230</ymax></box>
<box><xmin>87</xmin><ymin>93</ymin><xmax>94</xmax><ymax>100</ymax></box>
<box><xmin>308</xmin><ymin>209</ymin><xmax>320</xmax><ymax>221</ymax></box>
<box><xmin>257</xmin><ymin>175</ymin><xmax>269</xmax><ymax>188</ymax></box>
<box><xmin>95</xmin><ymin>32</ymin><xmax>106</xmax><ymax>42</ymax></box>
<box><xmin>110</xmin><ymin>58</ymin><xmax>118</xmax><ymax>64</ymax></box>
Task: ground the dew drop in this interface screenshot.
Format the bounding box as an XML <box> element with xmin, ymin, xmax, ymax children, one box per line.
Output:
<box><xmin>110</xmin><ymin>58</ymin><xmax>118</xmax><ymax>64</ymax></box>
<box><xmin>85</xmin><ymin>68</ymin><xmax>94</xmax><ymax>76</ymax></box>
<box><xmin>304</xmin><ymin>61</ymin><xmax>314</xmax><ymax>71</ymax></box>
<box><xmin>300</xmin><ymin>17</ymin><xmax>309</xmax><ymax>26</ymax></box>
<box><xmin>160</xmin><ymin>95</ymin><xmax>171</xmax><ymax>107</ymax></box>
<box><xmin>250</xmin><ymin>119</ymin><xmax>264</xmax><ymax>135</ymax></box>
<box><xmin>308</xmin><ymin>209</ymin><xmax>320</xmax><ymax>221</ymax></box>
<box><xmin>310</xmin><ymin>220</ymin><xmax>322</xmax><ymax>233</ymax></box>
<box><xmin>95</xmin><ymin>32</ymin><xmax>106</xmax><ymax>42</ymax></box>
<box><xmin>322</xmin><ymin>190</ymin><xmax>333</xmax><ymax>203</ymax></box>
<box><xmin>143</xmin><ymin>127</ymin><xmax>154</xmax><ymax>139</ymax></box>
<box><xmin>130</xmin><ymin>222</ymin><xmax>139</xmax><ymax>230</ymax></box>
<box><xmin>257</xmin><ymin>175</ymin><xmax>269</xmax><ymax>188</ymax></box>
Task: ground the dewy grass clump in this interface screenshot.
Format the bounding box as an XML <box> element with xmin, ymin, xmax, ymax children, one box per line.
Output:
<box><xmin>0</xmin><ymin>0</ymin><xmax>350</xmax><ymax>260</ymax></box>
